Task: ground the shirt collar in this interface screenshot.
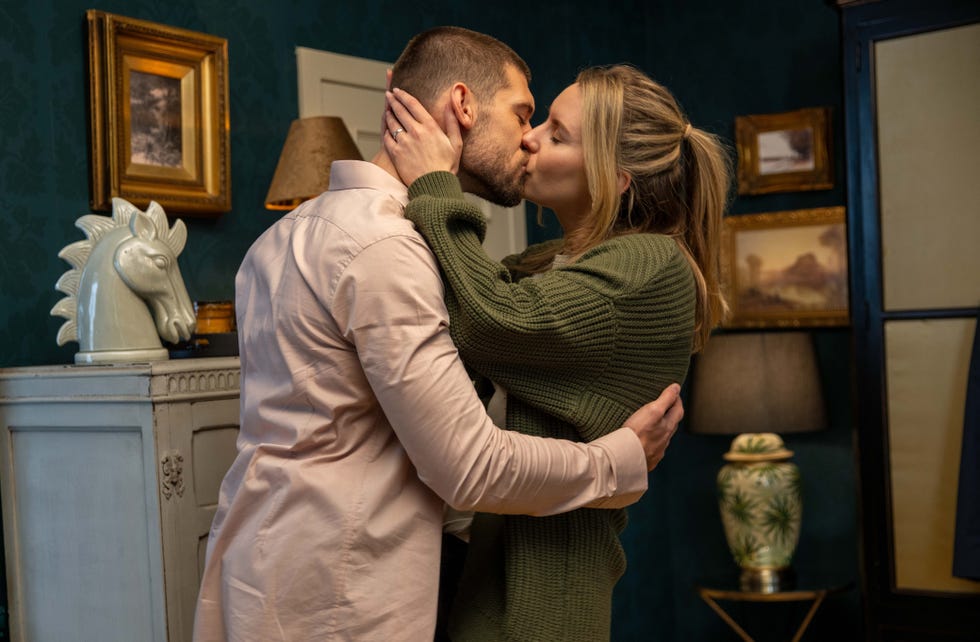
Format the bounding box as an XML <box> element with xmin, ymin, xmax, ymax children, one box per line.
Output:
<box><xmin>329</xmin><ymin>160</ymin><xmax>409</xmax><ymax>207</ymax></box>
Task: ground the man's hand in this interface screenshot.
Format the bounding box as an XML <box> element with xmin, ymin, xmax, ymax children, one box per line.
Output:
<box><xmin>624</xmin><ymin>383</ymin><xmax>684</xmax><ymax>472</ymax></box>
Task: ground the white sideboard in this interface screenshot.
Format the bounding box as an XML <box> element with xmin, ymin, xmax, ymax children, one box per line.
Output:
<box><xmin>0</xmin><ymin>357</ymin><xmax>241</xmax><ymax>642</ymax></box>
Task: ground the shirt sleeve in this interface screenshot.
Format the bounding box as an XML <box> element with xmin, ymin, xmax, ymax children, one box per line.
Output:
<box><xmin>329</xmin><ymin>233</ymin><xmax>647</xmax><ymax>515</ymax></box>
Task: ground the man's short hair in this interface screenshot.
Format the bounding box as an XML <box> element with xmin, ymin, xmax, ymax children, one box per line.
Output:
<box><xmin>390</xmin><ymin>26</ymin><xmax>530</xmax><ymax>109</ymax></box>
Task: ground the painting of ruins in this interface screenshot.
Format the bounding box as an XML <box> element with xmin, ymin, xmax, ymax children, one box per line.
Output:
<box><xmin>722</xmin><ymin>207</ymin><xmax>849</xmax><ymax>327</ymax></box>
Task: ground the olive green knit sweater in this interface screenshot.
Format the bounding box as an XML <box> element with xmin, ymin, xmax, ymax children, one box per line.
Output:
<box><xmin>406</xmin><ymin>172</ymin><xmax>696</xmax><ymax>642</ymax></box>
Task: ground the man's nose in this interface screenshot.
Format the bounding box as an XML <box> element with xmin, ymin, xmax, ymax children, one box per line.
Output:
<box><xmin>522</xmin><ymin>128</ymin><xmax>540</xmax><ymax>153</ymax></box>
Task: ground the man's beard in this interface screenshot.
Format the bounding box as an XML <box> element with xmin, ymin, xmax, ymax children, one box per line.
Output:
<box><xmin>458</xmin><ymin>128</ymin><xmax>525</xmax><ymax>207</ymax></box>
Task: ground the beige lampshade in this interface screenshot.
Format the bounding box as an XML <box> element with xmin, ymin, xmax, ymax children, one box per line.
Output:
<box><xmin>687</xmin><ymin>332</ymin><xmax>827</xmax><ymax>435</ymax></box>
<box><xmin>264</xmin><ymin>116</ymin><xmax>362</xmax><ymax>211</ymax></box>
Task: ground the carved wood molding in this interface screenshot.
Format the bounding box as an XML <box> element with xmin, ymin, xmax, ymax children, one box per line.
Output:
<box><xmin>160</xmin><ymin>451</ymin><xmax>185</xmax><ymax>500</ymax></box>
<box><xmin>161</xmin><ymin>368</ymin><xmax>241</xmax><ymax>399</ymax></box>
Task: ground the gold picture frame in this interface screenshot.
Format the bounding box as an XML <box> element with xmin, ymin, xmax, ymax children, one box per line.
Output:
<box><xmin>87</xmin><ymin>10</ymin><xmax>231</xmax><ymax>215</ymax></box>
<box><xmin>735</xmin><ymin>107</ymin><xmax>832</xmax><ymax>195</ymax></box>
<box><xmin>721</xmin><ymin>207</ymin><xmax>849</xmax><ymax>328</ymax></box>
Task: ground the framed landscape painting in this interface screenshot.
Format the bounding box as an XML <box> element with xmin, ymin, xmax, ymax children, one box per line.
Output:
<box><xmin>721</xmin><ymin>207</ymin><xmax>849</xmax><ymax>328</ymax></box>
<box><xmin>735</xmin><ymin>107</ymin><xmax>832</xmax><ymax>195</ymax></box>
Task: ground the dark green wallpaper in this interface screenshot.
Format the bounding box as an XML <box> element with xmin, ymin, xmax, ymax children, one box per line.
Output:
<box><xmin>0</xmin><ymin>1</ymin><xmax>859</xmax><ymax>640</ymax></box>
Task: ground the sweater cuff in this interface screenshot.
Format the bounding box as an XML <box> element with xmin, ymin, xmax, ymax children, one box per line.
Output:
<box><xmin>408</xmin><ymin>171</ymin><xmax>465</xmax><ymax>200</ymax></box>
<box><xmin>590</xmin><ymin>428</ymin><xmax>648</xmax><ymax>508</ymax></box>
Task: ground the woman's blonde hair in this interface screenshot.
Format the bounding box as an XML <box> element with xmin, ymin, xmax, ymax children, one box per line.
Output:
<box><xmin>518</xmin><ymin>65</ymin><xmax>731</xmax><ymax>352</ymax></box>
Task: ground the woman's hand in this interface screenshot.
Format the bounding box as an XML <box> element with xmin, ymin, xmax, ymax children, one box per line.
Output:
<box><xmin>383</xmin><ymin>88</ymin><xmax>462</xmax><ymax>186</ymax></box>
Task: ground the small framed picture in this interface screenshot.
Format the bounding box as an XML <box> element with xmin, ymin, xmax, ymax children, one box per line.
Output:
<box><xmin>721</xmin><ymin>207</ymin><xmax>849</xmax><ymax>328</ymax></box>
<box><xmin>734</xmin><ymin>107</ymin><xmax>832</xmax><ymax>195</ymax></box>
<box><xmin>87</xmin><ymin>10</ymin><xmax>231</xmax><ymax>215</ymax></box>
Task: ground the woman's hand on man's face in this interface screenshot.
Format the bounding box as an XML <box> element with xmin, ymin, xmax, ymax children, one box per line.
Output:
<box><xmin>383</xmin><ymin>88</ymin><xmax>462</xmax><ymax>187</ymax></box>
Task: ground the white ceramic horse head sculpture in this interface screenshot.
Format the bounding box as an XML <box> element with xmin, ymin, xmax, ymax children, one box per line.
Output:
<box><xmin>51</xmin><ymin>198</ymin><xmax>197</xmax><ymax>364</ymax></box>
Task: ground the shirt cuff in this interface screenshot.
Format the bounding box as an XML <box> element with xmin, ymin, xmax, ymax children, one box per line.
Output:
<box><xmin>588</xmin><ymin>427</ymin><xmax>649</xmax><ymax>509</ymax></box>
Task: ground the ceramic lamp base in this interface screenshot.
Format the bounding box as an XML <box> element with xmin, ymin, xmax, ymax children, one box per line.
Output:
<box><xmin>740</xmin><ymin>566</ymin><xmax>796</xmax><ymax>593</ymax></box>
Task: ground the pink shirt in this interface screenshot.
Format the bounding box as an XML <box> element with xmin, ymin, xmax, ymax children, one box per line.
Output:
<box><xmin>193</xmin><ymin>161</ymin><xmax>647</xmax><ymax>641</ymax></box>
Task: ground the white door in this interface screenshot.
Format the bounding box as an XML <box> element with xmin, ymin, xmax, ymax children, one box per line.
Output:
<box><xmin>295</xmin><ymin>46</ymin><xmax>527</xmax><ymax>261</ymax></box>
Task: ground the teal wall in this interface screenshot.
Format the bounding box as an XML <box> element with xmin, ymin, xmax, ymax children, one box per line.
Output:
<box><xmin>0</xmin><ymin>1</ymin><xmax>859</xmax><ymax>640</ymax></box>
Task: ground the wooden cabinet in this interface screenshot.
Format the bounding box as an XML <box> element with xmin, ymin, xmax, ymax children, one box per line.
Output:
<box><xmin>0</xmin><ymin>357</ymin><xmax>240</xmax><ymax>642</ymax></box>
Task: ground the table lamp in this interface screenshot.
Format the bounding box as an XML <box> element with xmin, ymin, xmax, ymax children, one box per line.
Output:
<box><xmin>688</xmin><ymin>331</ymin><xmax>827</xmax><ymax>592</ymax></box>
<box><xmin>265</xmin><ymin>116</ymin><xmax>362</xmax><ymax>211</ymax></box>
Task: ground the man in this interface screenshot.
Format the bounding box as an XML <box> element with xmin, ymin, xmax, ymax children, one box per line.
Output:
<box><xmin>194</xmin><ymin>27</ymin><xmax>682</xmax><ymax>641</ymax></box>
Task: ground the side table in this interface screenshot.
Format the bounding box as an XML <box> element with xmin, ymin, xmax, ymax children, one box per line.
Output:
<box><xmin>696</xmin><ymin>579</ymin><xmax>852</xmax><ymax>642</ymax></box>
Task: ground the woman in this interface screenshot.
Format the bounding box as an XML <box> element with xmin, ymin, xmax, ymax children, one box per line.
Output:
<box><xmin>384</xmin><ymin>64</ymin><xmax>730</xmax><ymax>641</ymax></box>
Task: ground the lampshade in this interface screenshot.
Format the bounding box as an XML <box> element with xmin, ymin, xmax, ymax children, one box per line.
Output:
<box><xmin>264</xmin><ymin>116</ymin><xmax>362</xmax><ymax>211</ymax></box>
<box><xmin>688</xmin><ymin>331</ymin><xmax>827</xmax><ymax>435</ymax></box>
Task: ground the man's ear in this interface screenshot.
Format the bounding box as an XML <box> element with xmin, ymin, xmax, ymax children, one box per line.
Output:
<box><xmin>449</xmin><ymin>82</ymin><xmax>477</xmax><ymax>132</ymax></box>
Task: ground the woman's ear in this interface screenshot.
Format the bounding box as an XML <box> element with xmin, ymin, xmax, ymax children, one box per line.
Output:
<box><xmin>618</xmin><ymin>171</ymin><xmax>632</xmax><ymax>195</ymax></box>
<box><xmin>449</xmin><ymin>82</ymin><xmax>477</xmax><ymax>131</ymax></box>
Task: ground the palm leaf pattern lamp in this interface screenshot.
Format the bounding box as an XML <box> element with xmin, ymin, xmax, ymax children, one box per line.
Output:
<box><xmin>689</xmin><ymin>332</ymin><xmax>827</xmax><ymax>592</ymax></box>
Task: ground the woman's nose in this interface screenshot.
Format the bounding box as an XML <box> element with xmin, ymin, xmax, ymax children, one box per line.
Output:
<box><xmin>522</xmin><ymin>126</ymin><xmax>541</xmax><ymax>153</ymax></box>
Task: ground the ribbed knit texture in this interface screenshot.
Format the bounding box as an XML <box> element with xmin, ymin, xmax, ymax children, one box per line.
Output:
<box><xmin>407</xmin><ymin>172</ymin><xmax>696</xmax><ymax>641</ymax></box>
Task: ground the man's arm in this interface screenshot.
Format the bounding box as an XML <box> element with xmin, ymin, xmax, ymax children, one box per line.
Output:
<box><xmin>331</xmin><ymin>235</ymin><xmax>678</xmax><ymax>515</ymax></box>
